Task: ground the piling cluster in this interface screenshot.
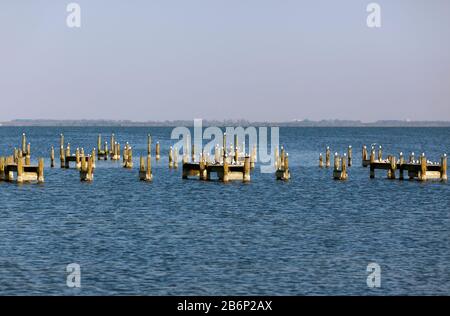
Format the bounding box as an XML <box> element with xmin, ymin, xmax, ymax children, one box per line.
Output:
<box><xmin>362</xmin><ymin>144</ymin><xmax>447</xmax><ymax>182</ymax></box>
<box><xmin>0</xmin><ymin>134</ymin><xmax>44</xmax><ymax>183</ymax></box>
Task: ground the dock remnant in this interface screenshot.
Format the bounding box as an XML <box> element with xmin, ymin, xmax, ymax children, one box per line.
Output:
<box><xmin>80</xmin><ymin>155</ymin><xmax>94</xmax><ymax>182</ymax></box>
<box><xmin>333</xmin><ymin>153</ymin><xmax>348</xmax><ymax>180</ymax></box>
<box><xmin>97</xmin><ymin>134</ymin><xmax>109</xmax><ymax>160</ymax></box>
<box><xmin>0</xmin><ymin>156</ymin><xmax>44</xmax><ymax>183</ymax></box>
<box><xmin>364</xmin><ymin>144</ymin><xmax>447</xmax><ymax>182</ymax></box>
<box><xmin>139</xmin><ymin>156</ymin><xmax>153</xmax><ymax>181</ymax></box>
<box><xmin>276</xmin><ymin>151</ymin><xmax>290</xmax><ymax>181</ymax></box>
<box><xmin>182</xmin><ymin>132</ymin><xmax>251</xmax><ymax>182</ymax></box>
<box><xmin>319</xmin><ymin>153</ymin><xmax>323</xmax><ymax>168</ymax></box>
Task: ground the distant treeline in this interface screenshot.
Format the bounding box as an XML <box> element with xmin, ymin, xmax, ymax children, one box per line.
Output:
<box><xmin>1</xmin><ymin>119</ymin><xmax>450</xmax><ymax>127</ymax></box>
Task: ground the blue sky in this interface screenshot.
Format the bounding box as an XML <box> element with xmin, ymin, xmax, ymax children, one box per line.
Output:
<box><xmin>0</xmin><ymin>0</ymin><xmax>449</xmax><ymax>121</ymax></box>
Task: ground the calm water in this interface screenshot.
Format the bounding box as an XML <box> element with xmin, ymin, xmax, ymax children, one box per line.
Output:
<box><xmin>0</xmin><ymin>126</ymin><xmax>449</xmax><ymax>295</ymax></box>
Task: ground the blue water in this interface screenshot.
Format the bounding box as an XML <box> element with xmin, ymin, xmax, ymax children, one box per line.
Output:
<box><xmin>0</xmin><ymin>127</ymin><xmax>449</xmax><ymax>295</ymax></box>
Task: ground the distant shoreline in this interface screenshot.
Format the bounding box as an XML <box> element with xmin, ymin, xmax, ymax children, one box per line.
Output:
<box><xmin>1</xmin><ymin>119</ymin><xmax>450</xmax><ymax>127</ymax></box>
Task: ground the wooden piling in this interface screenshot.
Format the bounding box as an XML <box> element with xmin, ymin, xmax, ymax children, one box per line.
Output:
<box><xmin>21</xmin><ymin>133</ymin><xmax>27</xmax><ymax>153</ymax></box>
<box><xmin>169</xmin><ymin>146</ymin><xmax>174</xmax><ymax>168</ymax></box>
<box><xmin>173</xmin><ymin>147</ymin><xmax>179</xmax><ymax>169</ymax></box>
<box><xmin>419</xmin><ymin>153</ymin><xmax>427</xmax><ymax>181</ymax></box>
<box><xmin>441</xmin><ymin>154</ymin><xmax>447</xmax><ymax>182</ymax></box>
<box><xmin>124</xmin><ymin>147</ymin><xmax>133</xmax><ymax>168</ymax></box>
<box><xmin>347</xmin><ymin>146</ymin><xmax>352</xmax><ymax>167</ymax></box>
<box><xmin>378</xmin><ymin>146</ymin><xmax>382</xmax><ymax>161</ymax></box>
<box><xmin>319</xmin><ymin>153</ymin><xmax>323</xmax><ymax>168</ymax></box>
<box><xmin>325</xmin><ymin>147</ymin><xmax>331</xmax><ymax>168</ymax></box>
<box><xmin>223</xmin><ymin>154</ymin><xmax>229</xmax><ymax>182</ymax></box>
<box><xmin>388</xmin><ymin>155</ymin><xmax>396</xmax><ymax>179</ymax></box>
<box><xmin>25</xmin><ymin>154</ymin><xmax>30</xmax><ymax>166</ymax></box>
<box><xmin>38</xmin><ymin>158</ymin><xmax>44</xmax><ymax>183</ymax></box>
<box><xmin>104</xmin><ymin>141</ymin><xmax>108</xmax><ymax>160</ymax></box>
<box><xmin>147</xmin><ymin>134</ymin><xmax>152</xmax><ymax>156</ymax></box>
<box><xmin>341</xmin><ymin>155</ymin><xmax>348</xmax><ymax>180</ymax></box>
<box><xmin>0</xmin><ymin>157</ymin><xmax>5</xmax><ymax>181</ymax></box>
<box><xmin>275</xmin><ymin>146</ymin><xmax>280</xmax><ymax>169</ymax></box>
<box><xmin>399</xmin><ymin>152</ymin><xmax>404</xmax><ymax>180</ymax></box>
<box><xmin>362</xmin><ymin>145</ymin><xmax>368</xmax><ymax>165</ymax></box>
<box><xmin>50</xmin><ymin>146</ymin><xmax>55</xmax><ymax>168</ymax></box>
<box><xmin>214</xmin><ymin>144</ymin><xmax>220</xmax><ymax>164</ymax></box>
<box><xmin>280</xmin><ymin>146</ymin><xmax>285</xmax><ymax>169</ymax></box>
<box><xmin>17</xmin><ymin>155</ymin><xmax>23</xmax><ymax>183</ymax></box>
<box><xmin>97</xmin><ymin>134</ymin><xmax>101</xmax><ymax>155</ymax></box>
<box><xmin>191</xmin><ymin>143</ymin><xmax>195</xmax><ymax>162</ymax></box>
<box><xmin>156</xmin><ymin>142</ymin><xmax>161</xmax><ymax>160</ymax></box>
<box><xmin>243</xmin><ymin>155</ymin><xmax>251</xmax><ymax>182</ymax></box>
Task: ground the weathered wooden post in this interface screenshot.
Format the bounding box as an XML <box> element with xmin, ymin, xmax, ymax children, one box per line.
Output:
<box><xmin>222</xmin><ymin>154</ymin><xmax>229</xmax><ymax>182</ymax></box>
<box><xmin>104</xmin><ymin>141</ymin><xmax>108</xmax><ymax>160</ymax></box>
<box><xmin>91</xmin><ymin>148</ymin><xmax>96</xmax><ymax>165</ymax></box>
<box><xmin>25</xmin><ymin>153</ymin><xmax>30</xmax><ymax>166</ymax></box>
<box><xmin>0</xmin><ymin>157</ymin><xmax>5</xmax><ymax>180</ymax></box>
<box><xmin>243</xmin><ymin>155</ymin><xmax>251</xmax><ymax>182</ymax></box>
<box><xmin>325</xmin><ymin>146</ymin><xmax>331</xmax><ymax>168</ymax></box>
<box><xmin>280</xmin><ymin>146</ymin><xmax>285</xmax><ymax>169</ymax></box>
<box><xmin>409</xmin><ymin>152</ymin><xmax>415</xmax><ymax>163</ymax></box>
<box><xmin>399</xmin><ymin>152</ymin><xmax>404</xmax><ymax>180</ymax></box>
<box><xmin>17</xmin><ymin>155</ymin><xmax>23</xmax><ymax>183</ymax></box>
<box><xmin>333</xmin><ymin>152</ymin><xmax>339</xmax><ymax>172</ymax></box>
<box><xmin>378</xmin><ymin>146</ymin><xmax>382</xmax><ymax>161</ymax></box>
<box><xmin>123</xmin><ymin>143</ymin><xmax>129</xmax><ymax>164</ymax></box>
<box><xmin>147</xmin><ymin>134</ymin><xmax>152</xmax><ymax>156</ymax></box>
<box><xmin>214</xmin><ymin>144</ymin><xmax>220</xmax><ymax>164</ymax></box>
<box><xmin>341</xmin><ymin>154</ymin><xmax>348</xmax><ymax>180</ymax></box>
<box><xmin>251</xmin><ymin>144</ymin><xmax>257</xmax><ymax>169</ymax></box>
<box><xmin>21</xmin><ymin>133</ymin><xmax>27</xmax><ymax>153</ymax></box>
<box><xmin>110</xmin><ymin>134</ymin><xmax>115</xmax><ymax>158</ymax></box>
<box><xmin>370</xmin><ymin>147</ymin><xmax>375</xmax><ymax>178</ymax></box>
<box><xmin>75</xmin><ymin>148</ymin><xmax>81</xmax><ymax>169</ymax></box>
<box><xmin>319</xmin><ymin>153</ymin><xmax>323</xmax><ymax>168</ymax></box>
<box><xmin>234</xmin><ymin>134</ymin><xmax>238</xmax><ymax>161</ymax></box>
<box><xmin>26</xmin><ymin>143</ymin><xmax>31</xmax><ymax>158</ymax></box>
<box><xmin>169</xmin><ymin>146</ymin><xmax>174</xmax><ymax>168</ymax></box>
<box><xmin>64</xmin><ymin>144</ymin><xmax>71</xmax><ymax>168</ymax></box>
<box><xmin>50</xmin><ymin>146</ymin><xmax>55</xmax><ymax>168</ymax></box>
<box><xmin>173</xmin><ymin>147</ymin><xmax>179</xmax><ymax>169</ymax></box>
<box><xmin>191</xmin><ymin>142</ymin><xmax>195</xmax><ymax>162</ymax></box>
<box><xmin>125</xmin><ymin>147</ymin><xmax>133</xmax><ymax>168</ymax></box>
<box><xmin>199</xmin><ymin>153</ymin><xmax>207</xmax><ymax>180</ymax></box>
<box><xmin>388</xmin><ymin>155</ymin><xmax>396</xmax><ymax>179</ymax></box>
<box><xmin>146</xmin><ymin>155</ymin><xmax>153</xmax><ymax>181</ymax></box>
<box><xmin>139</xmin><ymin>156</ymin><xmax>145</xmax><ymax>179</ymax></box>
<box><xmin>419</xmin><ymin>153</ymin><xmax>427</xmax><ymax>181</ymax></box>
<box><xmin>274</xmin><ymin>146</ymin><xmax>279</xmax><ymax>169</ymax></box>
<box><xmin>156</xmin><ymin>141</ymin><xmax>161</xmax><ymax>161</ymax></box>
<box><xmin>38</xmin><ymin>158</ymin><xmax>44</xmax><ymax>183</ymax></box>
<box><xmin>441</xmin><ymin>154</ymin><xmax>447</xmax><ymax>182</ymax></box>
<box><xmin>97</xmin><ymin>134</ymin><xmax>101</xmax><ymax>157</ymax></box>
<box><xmin>60</xmin><ymin>145</ymin><xmax>64</xmax><ymax>168</ymax></box>
<box><xmin>347</xmin><ymin>145</ymin><xmax>352</xmax><ymax>167</ymax></box>
<box><xmin>362</xmin><ymin>145</ymin><xmax>368</xmax><ymax>166</ymax></box>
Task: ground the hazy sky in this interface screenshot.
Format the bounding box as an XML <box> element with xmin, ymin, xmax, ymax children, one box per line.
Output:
<box><xmin>1</xmin><ymin>0</ymin><xmax>449</xmax><ymax>122</ymax></box>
